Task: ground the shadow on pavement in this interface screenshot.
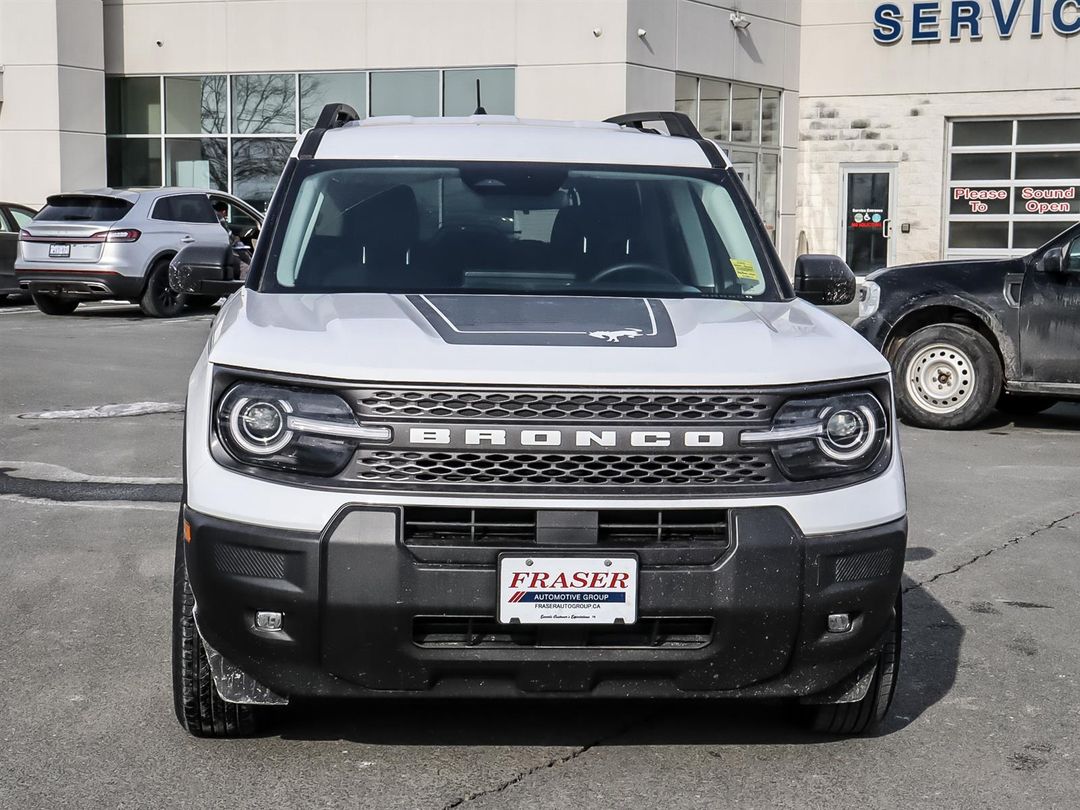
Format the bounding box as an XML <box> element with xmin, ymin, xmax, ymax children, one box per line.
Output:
<box><xmin>268</xmin><ymin>575</ymin><xmax>959</xmax><ymax>746</ymax></box>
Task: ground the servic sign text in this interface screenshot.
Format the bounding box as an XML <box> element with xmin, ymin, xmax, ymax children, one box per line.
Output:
<box><xmin>873</xmin><ymin>1</ymin><xmax>1080</xmax><ymax>43</ymax></box>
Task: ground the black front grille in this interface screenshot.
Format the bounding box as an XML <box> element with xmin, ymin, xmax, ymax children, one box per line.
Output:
<box><xmin>401</xmin><ymin>507</ymin><xmax>730</xmax><ymax>567</ymax></box>
<box><xmin>413</xmin><ymin>616</ymin><xmax>714</xmax><ymax>649</ymax></box>
<box><xmin>355</xmin><ymin>387</ymin><xmax>776</xmax><ymax>422</ymax></box>
<box><xmin>356</xmin><ymin>450</ymin><xmax>778</xmax><ymax>490</ymax></box>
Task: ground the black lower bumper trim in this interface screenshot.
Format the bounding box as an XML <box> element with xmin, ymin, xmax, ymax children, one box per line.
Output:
<box><xmin>184</xmin><ymin>505</ymin><xmax>906</xmax><ymax>700</ymax></box>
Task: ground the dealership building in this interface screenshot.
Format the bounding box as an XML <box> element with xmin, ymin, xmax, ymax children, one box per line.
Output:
<box><xmin>1</xmin><ymin>0</ymin><xmax>1079</xmax><ymax>273</ymax></box>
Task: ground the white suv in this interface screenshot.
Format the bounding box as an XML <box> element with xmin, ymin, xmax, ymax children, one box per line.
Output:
<box><xmin>171</xmin><ymin>107</ymin><xmax>907</xmax><ymax>738</ymax></box>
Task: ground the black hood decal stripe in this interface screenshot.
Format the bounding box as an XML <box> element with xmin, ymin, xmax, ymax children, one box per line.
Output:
<box><xmin>408</xmin><ymin>294</ymin><xmax>677</xmax><ymax>347</ymax></box>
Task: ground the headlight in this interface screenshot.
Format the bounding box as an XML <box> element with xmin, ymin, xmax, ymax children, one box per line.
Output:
<box><xmin>216</xmin><ymin>382</ymin><xmax>390</xmax><ymax>476</ymax></box>
<box><xmin>858</xmin><ymin>281</ymin><xmax>881</xmax><ymax>319</ymax></box>
<box><xmin>741</xmin><ymin>391</ymin><xmax>888</xmax><ymax>481</ymax></box>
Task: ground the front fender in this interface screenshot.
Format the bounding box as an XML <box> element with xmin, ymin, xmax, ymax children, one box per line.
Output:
<box><xmin>882</xmin><ymin>291</ymin><xmax>1019</xmax><ymax>379</ymax></box>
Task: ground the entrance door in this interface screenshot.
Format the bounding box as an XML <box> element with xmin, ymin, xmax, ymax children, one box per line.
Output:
<box><xmin>841</xmin><ymin>166</ymin><xmax>896</xmax><ymax>276</ymax></box>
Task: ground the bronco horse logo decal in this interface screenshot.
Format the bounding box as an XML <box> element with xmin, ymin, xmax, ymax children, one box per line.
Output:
<box><xmin>587</xmin><ymin>328</ymin><xmax>645</xmax><ymax>343</ymax></box>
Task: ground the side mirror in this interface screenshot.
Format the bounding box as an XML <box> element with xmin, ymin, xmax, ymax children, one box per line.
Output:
<box><xmin>169</xmin><ymin>244</ymin><xmax>244</xmax><ymax>296</ymax></box>
<box><xmin>793</xmin><ymin>254</ymin><xmax>857</xmax><ymax>306</ymax></box>
<box><xmin>1040</xmin><ymin>246</ymin><xmax>1064</xmax><ymax>275</ymax></box>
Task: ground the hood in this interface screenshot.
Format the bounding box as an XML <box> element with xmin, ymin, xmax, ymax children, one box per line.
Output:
<box><xmin>867</xmin><ymin>256</ymin><xmax>1021</xmax><ymax>284</ymax></box>
<box><xmin>207</xmin><ymin>291</ymin><xmax>889</xmax><ymax>387</ymax></box>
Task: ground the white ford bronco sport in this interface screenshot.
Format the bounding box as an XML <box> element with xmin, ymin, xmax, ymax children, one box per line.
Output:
<box><xmin>171</xmin><ymin>106</ymin><xmax>907</xmax><ymax>737</ymax></box>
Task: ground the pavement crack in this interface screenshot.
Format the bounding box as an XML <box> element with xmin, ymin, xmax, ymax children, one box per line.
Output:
<box><xmin>439</xmin><ymin>714</ymin><xmax>651</xmax><ymax>809</ymax></box>
<box><xmin>905</xmin><ymin>509</ymin><xmax>1080</xmax><ymax>593</ymax></box>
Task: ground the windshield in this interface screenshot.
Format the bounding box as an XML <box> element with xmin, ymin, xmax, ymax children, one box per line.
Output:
<box><xmin>261</xmin><ymin>161</ymin><xmax>781</xmax><ymax>300</ymax></box>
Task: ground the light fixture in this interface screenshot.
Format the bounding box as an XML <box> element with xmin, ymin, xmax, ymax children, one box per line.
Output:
<box><xmin>637</xmin><ymin>27</ymin><xmax>647</xmax><ymax>38</ymax></box>
<box><xmin>730</xmin><ymin>11</ymin><xmax>751</xmax><ymax>30</ymax></box>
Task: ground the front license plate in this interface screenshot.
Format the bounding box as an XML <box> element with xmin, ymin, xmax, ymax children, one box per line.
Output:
<box><xmin>498</xmin><ymin>555</ymin><xmax>638</xmax><ymax>625</ymax></box>
<box><xmin>48</xmin><ymin>244</ymin><xmax>70</xmax><ymax>258</ymax></box>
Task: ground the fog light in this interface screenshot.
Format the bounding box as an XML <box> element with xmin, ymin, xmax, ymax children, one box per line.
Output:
<box><xmin>255</xmin><ymin>611</ymin><xmax>283</xmax><ymax>631</ymax></box>
<box><xmin>827</xmin><ymin>613</ymin><xmax>853</xmax><ymax>634</ymax></box>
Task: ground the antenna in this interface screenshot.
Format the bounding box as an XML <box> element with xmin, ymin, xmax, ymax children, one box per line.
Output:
<box><xmin>473</xmin><ymin>79</ymin><xmax>487</xmax><ymax>115</ymax></box>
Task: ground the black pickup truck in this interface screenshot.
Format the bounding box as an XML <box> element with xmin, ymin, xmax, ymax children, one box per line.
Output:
<box><xmin>853</xmin><ymin>223</ymin><xmax>1080</xmax><ymax>429</ymax></box>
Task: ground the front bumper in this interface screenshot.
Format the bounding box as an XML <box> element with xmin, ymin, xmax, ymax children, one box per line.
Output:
<box><xmin>185</xmin><ymin>505</ymin><xmax>905</xmax><ymax>700</ymax></box>
<box><xmin>851</xmin><ymin>312</ymin><xmax>892</xmax><ymax>353</ymax></box>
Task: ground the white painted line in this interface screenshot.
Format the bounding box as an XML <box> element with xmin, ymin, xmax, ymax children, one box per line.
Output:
<box><xmin>18</xmin><ymin>402</ymin><xmax>184</xmax><ymax>420</ymax></box>
<box><xmin>0</xmin><ymin>460</ymin><xmax>181</xmax><ymax>485</ymax></box>
<box><xmin>0</xmin><ymin>494</ymin><xmax>175</xmax><ymax>512</ymax></box>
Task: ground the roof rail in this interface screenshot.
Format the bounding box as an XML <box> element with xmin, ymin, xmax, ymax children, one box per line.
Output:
<box><xmin>604</xmin><ymin>111</ymin><xmax>703</xmax><ymax>140</ymax></box>
<box><xmin>297</xmin><ymin>102</ymin><xmax>361</xmax><ymax>159</ymax></box>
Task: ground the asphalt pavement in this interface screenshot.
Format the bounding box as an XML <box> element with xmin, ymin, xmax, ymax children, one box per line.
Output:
<box><xmin>1</xmin><ymin>297</ymin><xmax>1078</xmax><ymax>810</ymax></box>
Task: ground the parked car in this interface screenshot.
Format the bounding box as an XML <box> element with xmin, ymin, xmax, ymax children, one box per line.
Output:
<box><xmin>853</xmin><ymin>224</ymin><xmax>1080</xmax><ymax>429</ymax></box>
<box><xmin>0</xmin><ymin>202</ymin><xmax>37</xmax><ymax>300</ymax></box>
<box><xmin>15</xmin><ymin>188</ymin><xmax>261</xmax><ymax>317</ymax></box>
<box><xmin>169</xmin><ymin>106</ymin><xmax>907</xmax><ymax>738</ymax></box>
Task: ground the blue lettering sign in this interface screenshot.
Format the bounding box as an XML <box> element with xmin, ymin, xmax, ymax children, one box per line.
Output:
<box><xmin>1052</xmin><ymin>0</ymin><xmax>1080</xmax><ymax>33</ymax></box>
<box><xmin>990</xmin><ymin>0</ymin><xmax>1025</xmax><ymax>36</ymax></box>
<box><xmin>1032</xmin><ymin>0</ymin><xmax>1045</xmax><ymax>34</ymax></box>
<box><xmin>951</xmin><ymin>0</ymin><xmax>984</xmax><ymax>37</ymax></box>
<box><xmin>912</xmin><ymin>1</ymin><xmax>943</xmax><ymax>40</ymax></box>
<box><xmin>873</xmin><ymin>2</ymin><xmax>905</xmax><ymax>43</ymax></box>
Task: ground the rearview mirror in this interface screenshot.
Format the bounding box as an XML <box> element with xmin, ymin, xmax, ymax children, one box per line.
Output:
<box><xmin>793</xmin><ymin>254</ymin><xmax>857</xmax><ymax>306</ymax></box>
<box><xmin>169</xmin><ymin>245</ymin><xmax>244</xmax><ymax>296</ymax></box>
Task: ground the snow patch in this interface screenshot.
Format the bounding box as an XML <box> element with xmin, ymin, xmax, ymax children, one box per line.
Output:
<box><xmin>18</xmin><ymin>402</ymin><xmax>183</xmax><ymax>420</ymax></box>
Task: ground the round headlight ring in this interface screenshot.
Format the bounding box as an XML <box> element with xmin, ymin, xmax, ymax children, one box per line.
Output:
<box><xmin>817</xmin><ymin>404</ymin><xmax>878</xmax><ymax>461</ymax></box>
<box><xmin>228</xmin><ymin>396</ymin><xmax>294</xmax><ymax>456</ymax></box>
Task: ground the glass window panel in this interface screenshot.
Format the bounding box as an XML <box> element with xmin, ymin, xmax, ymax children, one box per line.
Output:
<box><xmin>761</xmin><ymin>89</ymin><xmax>781</xmax><ymax>146</ymax></box>
<box><xmin>300</xmin><ymin>72</ymin><xmax>367</xmax><ymax>129</ymax></box>
<box><xmin>759</xmin><ymin>152</ymin><xmax>779</xmax><ymax>242</ymax></box>
<box><xmin>1017</xmin><ymin>118</ymin><xmax>1080</xmax><ymax>145</ymax></box>
<box><xmin>9</xmin><ymin>208</ymin><xmax>33</xmax><ymax>228</ymax></box>
<box><xmin>731</xmin><ymin>84</ymin><xmax>760</xmax><ymax>144</ymax></box>
<box><xmin>949</xmin><ymin>153</ymin><xmax>1011</xmax><ymax>180</ymax></box>
<box><xmin>106</xmin><ymin>77</ymin><xmax>161</xmax><ymax>135</ymax></box>
<box><xmin>231</xmin><ymin>138</ymin><xmax>294</xmax><ymax>210</ymax></box>
<box><xmin>952</xmin><ymin>121</ymin><xmax>1012</xmax><ymax>147</ymax></box>
<box><xmin>729</xmin><ymin>151</ymin><xmax>759</xmax><ymax>204</ymax></box>
<box><xmin>106</xmin><ymin>138</ymin><xmax>162</xmax><ymax>187</ymax></box>
<box><xmin>165</xmin><ymin>138</ymin><xmax>227</xmax><ymax>190</ymax></box>
<box><xmin>165</xmin><ymin>76</ymin><xmax>227</xmax><ymax>134</ymax></box>
<box><xmin>1014</xmin><ymin>221</ymin><xmax>1074</xmax><ymax>249</ymax></box>
<box><xmin>675</xmin><ymin>75</ymin><xmax>698</xmax><ymax>125</ymax></box>
<box><xmin>1012</xmin><ymin>185</ymin><xmax>1080</xmax><ymax>215</ymax></box>
<box><xmin>948</xmin><ymin>221</ymin><xmax>1009</xmax><ymax>249</ymax></box>
<box><xmin>1015</xmin><ymin>151</ymin><xmax>1080</xmax><ymax>179</ymax></box>
<box><xmin>949</xmin><ymin>186</ymin><xmax>1011</xmax><ymax>215</ymax></box>
<box><xmin>699</xmin><ymin>80</ymin><xmax>730</xmax><ymax>142</ymax></box>
<box><xmin>231</xmin><ymin>74</ymin><xmax>296</xmax><ymax>134</ymax></box>
<box><xmin>370</xmin><ymin>70</ymin><xmax>439</xmax><ymax>117</ymax></box>
<box><xmin>444</xmin><ymin>68</ymin><xmax>514</xmax><ymax>116</ymax></box>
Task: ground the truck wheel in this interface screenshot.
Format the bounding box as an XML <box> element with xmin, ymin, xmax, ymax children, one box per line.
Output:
<box><xmin>894</xmin><ymin>324</ymin><xmax>1002</xmax><ymax>429</ymax></box>
<box><xmin>31</xmin><ymin>292</ymin><xmax>79</xmax><ymax>315</ymax></box>
<box><xmin>140</xmin><ymin>258</ymin><xmax>186</xmax><ymax>318</ymax></box>
<box><xmin>807</xmin><ymin>593</ymin><xmax>902</xmax><ymax>736</ymax></box>
<box><xmin>997</xmin><ymin>393</ymin><xmax>1057</xmax><ymax>416</ymax></box>
<box><xmin>172</xmin><ymin>519</ymin><xmax>259</xmax><ymax>738</ymax></box>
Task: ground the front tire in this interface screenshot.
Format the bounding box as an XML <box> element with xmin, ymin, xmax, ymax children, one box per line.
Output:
<box><xmin>893</xmin><ymin>324</ymin><xmax>1002</xmax><ymax>429</ymax></box>
<box><xmin>172</xmin><ymin>518</ymin><xmax>259</xmax><ymax>738</ymax></box>
<box><xmin>31</xmin><ymin>292</ymin><xmax>79</xmax><ymax>315</ymax></box>
<box><xmin>140</xmin><ymin>258</ymin><xmax>186</xmax><ymax>318</ymax></box>
<box><xmin>806</xmin><ymin>594</ymin><xmax>902</xmax><ymax>736</ymax></box>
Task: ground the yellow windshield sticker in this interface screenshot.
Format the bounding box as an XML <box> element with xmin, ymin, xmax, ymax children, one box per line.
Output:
<box><xmin>730</xmin><ymin>259</ymin><xmax>761</xmax><ymax>282</ymax></box>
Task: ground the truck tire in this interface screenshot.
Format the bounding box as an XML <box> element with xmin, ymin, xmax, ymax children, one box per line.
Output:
<box><xmin>997</xmin><ymin>393</ymin><xmax>1057</xmax><ymax>416</ymax></box>
<box><xmin>140</xmin><ymin>258</ymin><xmax>186</xmax><ymax>318</ymax></box>
<box><xmin>172</xmin><ymin>519</ymin><xmax>259</xmax><ymax>738</ymax></box>
<box><xmin>806</xmin><ymin>593</ymin><xmax>902</xmax><ymax>736</ymax></box>
<box><xmin>31</xmin><ymin>292</ymin><xmax>79</xmax><ymax>315</ymax></box>
<box><xmin>894</xmin><ymin>323</ymin><xmax>1002</xmax><ymax>429</ymax></box>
